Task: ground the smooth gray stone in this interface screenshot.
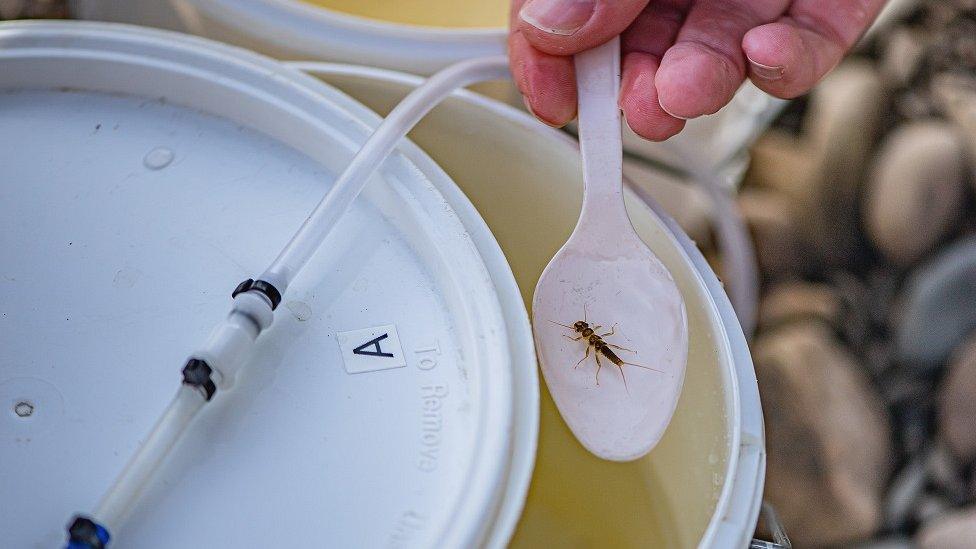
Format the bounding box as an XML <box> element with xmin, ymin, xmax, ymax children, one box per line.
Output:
<box><xmin>895</xmin><ymin>236</ymin><xmax>976</xmax><ymax>368</ymax></box>
<box><xmin>916</xmin><ymin>506</ymin><xmax>976</xmax><ymax>549</ymax></box>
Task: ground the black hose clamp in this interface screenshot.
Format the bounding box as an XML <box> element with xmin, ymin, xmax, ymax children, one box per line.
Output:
<box><xmin>232</xmin><ymin>278</ymin><xmax>281</xmax><ymax>310</ymax></box>
<box><xmin>182</xmin><ymin>358</ymin><xmax>217</xmax><ymax>401</ymax></box>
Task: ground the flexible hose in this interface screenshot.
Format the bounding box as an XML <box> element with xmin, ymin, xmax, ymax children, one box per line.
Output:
<box><xmin>93</xmin><ymin>386</ymin><xmax>206</xmax><ymax>532</ymax></box>
<box><xmin>664</xmin><ymin>143</ymin><xmax>759</xmax><ymax>339</ymax></box>
<box><xmin>261</xmin><ymin>56</ymin><xmax>510</xmax><ymax>291</ymax></box>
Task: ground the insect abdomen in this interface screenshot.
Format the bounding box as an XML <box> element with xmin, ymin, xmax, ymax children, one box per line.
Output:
<box><xmin>600</xmin><ymin>347</ymin><xmax>625</xmax><ymax>366</ymax></box>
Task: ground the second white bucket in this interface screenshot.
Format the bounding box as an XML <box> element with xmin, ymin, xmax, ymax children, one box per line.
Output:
<box><xmin>301</xmin><ymin>63</ymin><xmax>766</xmax><ymax>548</ymax></box>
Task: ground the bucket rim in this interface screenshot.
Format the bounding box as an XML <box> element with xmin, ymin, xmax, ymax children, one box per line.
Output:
<box><xmin>176</xmin><ymin>0</ymin><xmax>508</xmax><ymax>42</ymax></box>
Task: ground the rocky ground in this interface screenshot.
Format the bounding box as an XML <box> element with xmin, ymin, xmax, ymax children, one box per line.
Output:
<box><xmin>738</xmin><ymin>2</ymin><xmax>976</xmax><ymax>547</ymax></box>
<box><xmin>0</xmin><ymin>0</ymin><xmax>65</xmax><ymax>19</ymax></box>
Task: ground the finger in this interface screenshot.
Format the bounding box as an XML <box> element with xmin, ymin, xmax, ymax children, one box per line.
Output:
<box><xmin>516</xmin><ymin>0</ymin><xmax>650</xmax><ymax>56</ymax></box>
<box><xmin>508</xmin><ymin>29</ymin><xmax>578</xmax><ymax>126</ymax></box>
<box><xmin>618</xmin><ymin>1</ymin><xmax>692</xmax><ymax>140</ymax></box>
<box><xmin>742</xmin><ymin>0</ymin><xmax>887</xmax><ymax>98</ymax></box>
<box><xmin>655</xmin><ymin>0</ymin><xmax>788</xmax><ymax>119</ymax></box>
<box><xmin>620</xmin><ymin>54</ymin><xmax>685</xmax><ymax>141</ymax></box>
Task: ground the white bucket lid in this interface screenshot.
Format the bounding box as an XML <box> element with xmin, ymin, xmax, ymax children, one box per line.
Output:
<box><xmin>0</xmin><ymin>21</ymin><xmax>536</xmax><ymax>548</ymax></box>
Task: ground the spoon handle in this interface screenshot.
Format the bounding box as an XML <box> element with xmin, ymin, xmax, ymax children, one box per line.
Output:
<box><xmin>574</xmin><ymin>37</ymin><xmax>629</xmax><ymax>239</ymax></box>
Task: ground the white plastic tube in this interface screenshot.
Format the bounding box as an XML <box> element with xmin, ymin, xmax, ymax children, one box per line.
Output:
<box><xmin>261</xmin><ymin>56</ymin><xmax>511</xmax><ymax>291</ymax></box>
<box><xmin>93</xmin><ymin>385</ymin><xmax>206</xmax><ymax>532</ymax></box>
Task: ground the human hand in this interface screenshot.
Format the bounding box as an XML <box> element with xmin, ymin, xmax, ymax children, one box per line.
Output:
<box><xmin>509</xmin><ymin>0</ymin><xmax>887</xmax><ymax>140</ymax></box>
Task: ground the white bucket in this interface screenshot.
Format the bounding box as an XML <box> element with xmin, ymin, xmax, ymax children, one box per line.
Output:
<box><xmin>298</xmin><ymin>65</ymin><xmax>766</xmax><ymax>547</ymax></box>
<box><xmin>0</xmin><ymin>21</ymin><xmax>535</xmax><ymax>548</ymax></box>
<box><xmin>0</xmin><ymin>21</ymin><xmax>765</xmax><ymax>548</ymax></box>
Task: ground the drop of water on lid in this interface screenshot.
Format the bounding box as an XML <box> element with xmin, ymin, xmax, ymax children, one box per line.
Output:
<box><xmin>286</xmin><ymin>301</ymin><xmax>312</xmax><ymax>322</ymax></box>
<box><xmin>14</xmin><ymin>401</ymin><xmax>34</xmax><ymax>418</ymax></box>
<box><xmin>144</xmin><ymin>147</ymin><xmax>175</xmax><ymax>170</ymax></box>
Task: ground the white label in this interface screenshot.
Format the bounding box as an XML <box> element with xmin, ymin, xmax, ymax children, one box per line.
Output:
<box><xmin>336</xmin><ymin>324</ymin><xmax>407</xmax><ymax>374</ymax></box>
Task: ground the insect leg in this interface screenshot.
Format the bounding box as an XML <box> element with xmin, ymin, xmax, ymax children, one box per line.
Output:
<box><xmin>600</xmin><ymin>323</ymin><xmax>618</xmax><ymax>337</ymax></box>
<box><xmin>563</xmin><ymin>334</ymin><xmax>584</xmax><ymax>341</ymax></box>
<box><xmin>594</xmin><ymin>352</ymin><xmax>603</xmax><ymax>386</ymax></box>
<box><xmin>575</xmin><ymin>345</ymin><xmax>591</xmax><ymax>369</ymax></box>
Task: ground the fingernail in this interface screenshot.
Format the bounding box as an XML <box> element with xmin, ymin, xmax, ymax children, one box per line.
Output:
<box><xmin>519</xmin><ymin>0</ymin><xmax>596</xmax><ymax>36</ymax></box>
<box><xmin>522</xmin><ymin>95</ymin><xmax>562</xmax><ymax>128</ymax></box>
<box><xmin>658</xmin><ymin>99</ymin><xmax>690</xmax><ymax>121</ymax></box>
<box><xmin>748</xmin><ymin>57</ymin><xmax>785</xmax><ymax>81</ymax></box>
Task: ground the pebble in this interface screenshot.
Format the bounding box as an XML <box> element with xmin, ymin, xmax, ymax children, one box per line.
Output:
<box><xmin>881</xmin><ymin>27</ymin><xmax>928</xmax><ymax>87</ymax></box>
<box><xmin>746</xmin><ymin>131</ymin><xmax>814</xmax><ymax>194</ymax></box>
<box><xmin>736</xmin><ymin>188</ymin><xmax>806</xmax><ymax>279</ymax></box>
<box><xmin>758</xmin><ymin>281</ymin><xmax>841</xmax><ymax>332</ymax></box>
<box><xmin>895</xmin><ymin>236</ymin><xmax>976</xmax><ymax>368</ymax></box>
<box><xmin>754</xmin><ymin>322</ymin><xmax>893</xmax><ymax>546</ymax></box>
<box><xmin>938</xmin><ymin>333</ymin><xmax>976</xmax><ymax>462</ymax></box>
<box><xmin>863</xmin><ymin>121</ymin><xmax>967</xmax><ymax>266</ymax></box>
<box><xmin>796</xmin><ymin>61</ymin><xmax>884</xmax><ymax>265</ymax></box>
<box><xmin>930</xmin><ymin>72</ymin><xmax>976</xmax><ymax>175</ymax></box>
<box><xmin>916</xmin><ymin>506</ymin><xmax>976</xmax><ymax>549</ymax></box>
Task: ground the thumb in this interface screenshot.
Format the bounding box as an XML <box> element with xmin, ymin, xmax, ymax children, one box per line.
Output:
<box><xmin>516</xmin><ymin>0</ymin><xmax>649</xmax><ymax>56</ymax></box>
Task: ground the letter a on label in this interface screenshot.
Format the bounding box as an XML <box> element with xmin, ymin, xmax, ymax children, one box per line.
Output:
<box><xmin>337</xmin><ymin>324</ymin><xmax>406</xmax><ymax>374</ymax></box>
<box><xmin>353</xmin><ymin>333</ymin><xmax>395</xmax><ymax>358</ymax></box>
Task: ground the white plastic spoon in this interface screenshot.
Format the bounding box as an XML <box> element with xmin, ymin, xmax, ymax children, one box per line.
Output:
<box><xmin>532</xmin><ymin>37</ymin><xmax>689</xmax><ymax>461</ymax></box>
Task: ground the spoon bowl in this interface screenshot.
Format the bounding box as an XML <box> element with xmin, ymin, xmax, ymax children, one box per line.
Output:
<box><xmin>531</xmin><ymin>38</ymin><xmax>689</xmax><ymax>462</ymax></box>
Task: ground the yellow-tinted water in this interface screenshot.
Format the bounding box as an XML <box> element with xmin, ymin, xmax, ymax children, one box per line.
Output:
<box><xmin>300</xmin><ymin>0</ymin><xmax>509</xmax><ymax>29</ymax></box>
<box><xmin>323</xmin><ymin>74</ymin><xmax>733</xmax><ymax>548</ymax></box>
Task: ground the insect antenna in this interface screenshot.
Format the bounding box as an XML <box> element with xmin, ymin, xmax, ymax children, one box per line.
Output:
<box><xmin>547</xmin><ymin>319</ymin><xmax>575</xmax><ymax>329</ymax></box>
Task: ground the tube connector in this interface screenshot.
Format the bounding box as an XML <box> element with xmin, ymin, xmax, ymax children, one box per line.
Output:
<box><xmin>65</xmin><ymin>516</ymin><xmax>110</xmax><ymax>549</ymax></box>
<box><xmin>188</xmin><ymin>286</ymin><xmax>276</xmax><ymax>392</ymax></box>
<box><xmin>232</xmin><ymin>278</ymin><xmax>281</xmax><ymax>310</ymax></box>
<box><xmin>181</xmin><ymin>359</ymin><xmax>217</xmax><ymax>401</ymax></box>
